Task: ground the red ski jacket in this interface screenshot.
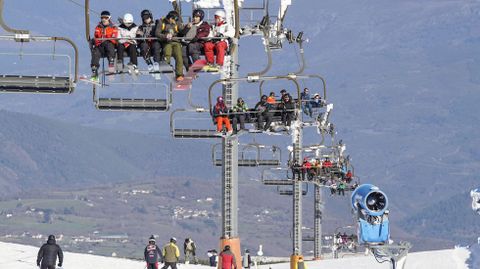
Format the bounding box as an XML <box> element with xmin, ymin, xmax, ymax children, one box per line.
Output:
<box><xmin>219</xmin><ymin>250</ymin><xmax>237</xmax><ymax>269</ymax></box>
<box><xmin>94</xmin><ymin>22</ymin><xmax>118</xmax><ymax>46</ymax></box>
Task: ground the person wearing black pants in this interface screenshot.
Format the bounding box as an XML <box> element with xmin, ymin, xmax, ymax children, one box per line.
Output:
<box><xmin>117</xmin><ymin>13</ymin><xmax>139</xmax><ymax>71</ymax></box>
<box><xmin>137</xmin><ymin>10</ymin><xmax>162</xmax><ymax>66</ymax></box>
<box><xmin>254</xmin><ymin>95</ymin><xmax>273</xmax><ymax>131</ymax></box>
<box><xmin>37</xmin><ymin>235</ymin><xmax>63</xmax><ymax>269</ymax></box>
<box><xmin>91</xmin><ymin>41</ymin><xmax>116</xmax><ymax>68</ymax></box>
<box><xmin>232</xmin><ymin>97</ymin><xmax>248</xmax><ymax>133</ymax></box>
<box><xmin>90</xmin><ymin>10</ymin><xmax>118</xmax><ymax>80</ymax></box>
<box><xmin>279</xmin><ymin>93</ymin><xmax>295</xmax><ymax>128</ymax></box>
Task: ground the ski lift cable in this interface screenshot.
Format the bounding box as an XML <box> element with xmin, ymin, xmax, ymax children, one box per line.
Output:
<box><xmin>65</xmin><ymin>0</ymin><xmax>100</xmax><ymax>16</ymax></box>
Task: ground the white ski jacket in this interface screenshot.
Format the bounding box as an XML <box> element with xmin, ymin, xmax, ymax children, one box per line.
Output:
<box><xmin>118</xmin><ymin>23</ymin><xmax>139</xmax><ymax>45</ymax></box>
<box><xmin>210</xmin><ymin>21</ymin><xmax>235</xmax><ymax>45</ymax></box>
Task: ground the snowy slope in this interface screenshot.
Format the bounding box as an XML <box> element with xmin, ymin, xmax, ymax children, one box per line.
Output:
<box><xmin>0</xmin><ymin>242</ymin><xmax>471</xmax><ymax>269</ymax></box>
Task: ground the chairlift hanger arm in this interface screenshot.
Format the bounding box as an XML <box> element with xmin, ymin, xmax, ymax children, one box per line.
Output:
<box><xmin>0</xmin><ymin>0</ymin><xmax>29</xmax><ymax>35</ymax></box>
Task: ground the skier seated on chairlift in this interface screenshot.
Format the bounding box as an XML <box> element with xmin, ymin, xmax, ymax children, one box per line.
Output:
<box><xmin>90</xmin><ymin>10</ymin><xmax>118</xmax><ymax>82</ymax></box>
<box><xmin>267</xmin><ymin>92</ymin><xmax>277</xmax><ymax>107</ymax></box>
<box><xmin>179</xmin><ymin>9</ymin><xmax>210</xmax><ymax>70</ymax></box>
<box><xmin>278</xmin><ymin>93</ymin><xmax>295</xmax><ymax>129</ymax></box>
<box><xmin>323</xmin><ymin>157</ymin><xmax>333</xmax><ymax>172</ymax></box>
<box><xmin>291</xmin><ymin>160</ymin><xmax>302</xmax><ymax>180</ymax></box>
<box><xmin>117</xmin><ymin>13</ymin><xmax>139</xmax><ymax>74</ymax></box>
<box><xmin>311</xmin><ymin>93</ymin><xmax>324</xmax><ymax>108</ymax></box>
<box><xmin>254</xmin><ymin>95</ymin><xmax>274</xmax><ymax>132</ymax></box>
<box><xmin>344</xmin><ymin>169</ymin><xmax>353</xmax><ymax>183</ymax></box>
<box><xmin>301</xmin><ymin>87</ymin><xmax>312</xmax><ymax>117</ymax></box>
<box><xmin>301</xmin><ymin>157</ymin><xmax>311</xmax><ymax>181</ymax></box>
<box><xmin>155</xmin><ymin>11</ymin><xmax>184</xmax><ymax>82</ymax></box>
<box><xmin>204</xmin><ymin>10</ymin><xmax>235</xmax><ymax>72</ymax></box>
<box><xmin>137</xmin><ymin>10</ymin><xmax>162</xmax><ymax>71</ymax></box>
<box><xmin>232</xmin><ymin>97</ymin><xmax>249</xmax><ymax>134</ymax></box>
<box><xmin>212</xmin><ymin>96</ymin><xmax>233</xmax><ymax>135</ymax></box>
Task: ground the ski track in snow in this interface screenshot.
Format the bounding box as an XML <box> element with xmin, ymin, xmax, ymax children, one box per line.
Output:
<box><xmin>0</xmin><ymin>242</ymin><xmax>473</xmax><ymax>269</ymax></box>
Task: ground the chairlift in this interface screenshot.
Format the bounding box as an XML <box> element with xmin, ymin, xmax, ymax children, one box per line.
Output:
<box><xmin>93</xmin><ymin>82</ymin><xmax>171</xmax><ymax>112</ymax></box>
<box><xmin>84</xmin><ymin>0</ymin><xmax>175</xmax><ymax>85</ymax></box>
<box><xmin>207</xmin><ymin>75</ymin><xmax>301</xmax><ymax>134</ymax></box>
<box><xmin>261</xmin><ymin>167</ymin><xmax>293</xmax><ymax>186</ymax></box>
<box><xmin>170</xmin><ymin>108</ymin><xmax>222</xmax><ymax>139</ymax></box>
<box><xmin>277</xmin><ymin>184</ymin><xmax>308</xmax><ymax>196</ymax></box>
<box><xmin>0</xmin><ymin>0</ymin><xmax>78</xmax><ymax>94</ymax></box>
<box><xmin>211</xmin><ymin>142</ymin><xmax>281</xmax><ymax>166</ymax></box>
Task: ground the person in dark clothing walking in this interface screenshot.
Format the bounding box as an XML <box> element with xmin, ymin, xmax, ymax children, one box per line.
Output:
<box><xmin>145</xmin><ymin>235</ymin><xmax>163</xmax><ymax>269</ymax></box>
<box><xmin>242</xmin><ymin>249</ymin><xmax>252</xmax><ymax>269</ymax></box>
<box><xmin>37</xmin><ymin>235</ymin><xmax>63</xmax><ymax>269</ymax></box>
<box><xmin>219</xmin><ymin>245</ymin><xmax>237</xmax><ymax>269</ymax></box>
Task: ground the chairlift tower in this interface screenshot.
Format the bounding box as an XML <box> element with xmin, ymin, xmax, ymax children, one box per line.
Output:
<box><xmin>291</xmin><ymin>123</ymin><xmax>304</xmax><ymax>264</ymax></box>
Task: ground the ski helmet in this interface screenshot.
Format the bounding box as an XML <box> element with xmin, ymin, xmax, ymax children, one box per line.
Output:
<box><xmin>48</xmin><ymin>235</ymin><xmax>56</xmax><ymax>241</ymax></box>
<box><xmin>192</xmin><ymin>9</ymin><xmax>205</xmax><ymax>20</ymax></box>
<box><xmin>141</xmin><ymin>9</ymin><xmax>153</xmax><ymax>20</ymax></box>
<box><xmin>217</xmin><ymin>96</ymin><xmax>224</xmax><ymax>102</ymax></box>
<box><xmin>170</xmin><ymin>237</ymin><xmax>177</xmax><ymax>243</ymax></box>
<box><xmin>149</xmin><ymin>235</ymin><xmax>156</xmax><ymax>243</ymax></box>
<box><xmin>214</xmin><ymin>10</ymin><xmax>226</xmax><ymax>19</ymax></box>
<box><xmin>224</xmin><ymin>245</ymin><xmax>230</xmax><ymax>251</ymax></box>
<box><xmin>100</xmin><ymin>10</ymin><xmax>111</xmax><ymax>19</ymax></box>
<box><xmin>166</xmin><ymin>11</ymin><xmax>179</xmax><ymax>21</ymax></box>
<box><xmin>123</xmin><ymin>13</ymin><xmax>134</xmax><ymax>25</ymax></box>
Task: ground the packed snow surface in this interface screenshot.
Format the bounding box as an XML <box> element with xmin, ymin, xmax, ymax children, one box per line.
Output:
<box><xmin>0</xmin><ymin>242</ymin><xmax>472</xmax><ymax>269</ymax></box>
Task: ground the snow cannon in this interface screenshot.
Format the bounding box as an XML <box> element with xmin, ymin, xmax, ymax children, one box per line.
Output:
<box><xmin>471</xmin><ymin>188</ymin><xmax>480</xmax><ymax>215</ymax></box>
<box><xmin>351</xmin><ymin>184</ymin><xmax>389</xmax><ymax>217</ymax></box>
<box><xmin>351</xmin><ymin>184</ymin><xmax>390</xmax><ymax>244</ymax></box>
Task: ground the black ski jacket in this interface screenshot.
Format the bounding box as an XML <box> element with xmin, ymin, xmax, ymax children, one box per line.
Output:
<box><xmin>37</xmin><ymin>238</ymin><xmax>63</xmax><ymax>266</ymax></box>
<box><xmin>145</xmin><ymin>244</ymin><xmax>163</xmax><ymax>263</ymax></box>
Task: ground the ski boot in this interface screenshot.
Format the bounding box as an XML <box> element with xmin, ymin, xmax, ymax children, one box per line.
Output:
<box><xmin>90</xmin><ymin>66</ymin><xmax>99</xmax><ymax>83</ymax></box>
<box><xmin>108</xmin><ymin>60</ymin><xmax>115</xmax><ymax>74</ymax></box>
<box><xmin>116</xmin><ymin>60</ymin><xmax>124</xmax><ymax>73</ymax></box>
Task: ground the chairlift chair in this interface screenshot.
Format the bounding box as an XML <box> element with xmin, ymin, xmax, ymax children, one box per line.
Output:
<box><xmin>93</xmin><ymin>82</ymin><xmax>172</xmax><ymax>112</ymax></box>
<box><xmin>277</xmin><ymin>184</ymin><xmax>308</xmax><ymax>196</ymax></box>
<box><xmin>170</xmin><ymin>108</ymin><xmax>222</xmax><ymax>139</ymax></box>
<box><xmin>212</xmin><ymin>142</ymin><xmax>281</xmax><ymax>167</ymax></box>
<box><xmin>0</xmin><ymin>0</ymin><xmax>78</xmax><ymax>94</ymax></box>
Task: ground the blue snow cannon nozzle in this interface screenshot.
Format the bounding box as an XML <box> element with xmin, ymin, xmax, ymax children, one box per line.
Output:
<box><xmin>351</xmin><ymin>184</ymin><xmax>389</xmax><ymax>217</ymax></box>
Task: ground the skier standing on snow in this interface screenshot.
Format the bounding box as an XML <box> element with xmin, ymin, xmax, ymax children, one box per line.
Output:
<box><xmin>184</xmin><ymin>238</ymin><xmax>198</xmax><ymax>264</ymax></box>
<box><xmin>219</xmin><ymin>245</ymin><xmax>237</xmax><ymax>269</ymax></box>
<box><xmin>242</xmin><ymin>249</ymin><xmax>252</xmax><ymax>269</ymax></box>
<box><xmin>37</xmin><ymin>235</ymin><xmax>63</xmax><ymax>269</ymax></box>
<box><xmin>145</xmin><ymin>235</ymin><xmax>163</xmax><ymax>269</ymax></box>
<box><xmin>162</xmin><ymin>237</ymin><xmax>180</xmax><ymax>269</ymax></box>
